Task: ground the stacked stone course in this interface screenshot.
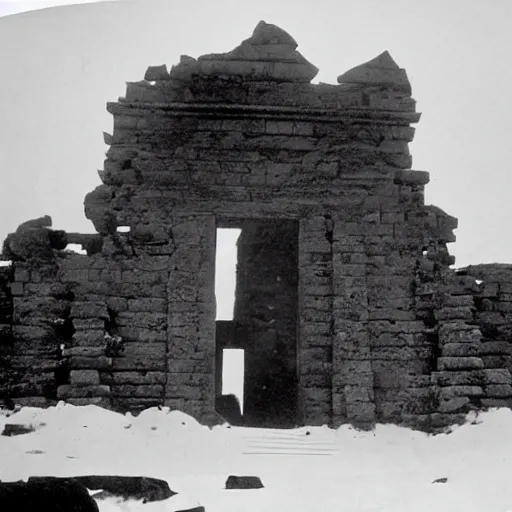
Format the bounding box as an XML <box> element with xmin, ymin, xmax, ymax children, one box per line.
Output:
<box><xmin>1</xmin><ymin>21</ymin><xmax>512</xmax><ymax>431</ymax></box>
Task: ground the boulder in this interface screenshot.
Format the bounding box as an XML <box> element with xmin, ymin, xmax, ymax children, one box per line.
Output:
<box><xmin>1</xmin><ymin>424</ymin><xmax>36</xmax><ymax>436</ymax></box>
<box><xmin>225</xmin><ymin>475</ymin><xmax>264</xmax><ymax>490</ymax></box>
<box><xmin>28</xmin><ymin>476</ymin><xmax>176</xmax><ymax>503</ymax></box>
<box><xmin>0</xmin><ymin>479</ymin><xmax>99</xmax><ymax>512</ymax></box>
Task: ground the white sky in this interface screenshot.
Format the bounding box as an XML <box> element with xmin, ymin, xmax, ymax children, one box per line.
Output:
<box><xmin>0</xmin><ymin>0</ymin><xmax>511</xmax><ymax>270</ymax></box>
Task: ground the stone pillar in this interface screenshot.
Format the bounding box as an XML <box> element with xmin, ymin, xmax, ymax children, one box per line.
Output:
<box><xmin>165</xmin><ymin>214</ymin><xmax>217</xmax><ymax>423</ymax></box>
<box><xmin>297</xmin><ymin>217</ymin><xmax>333</xmax><ymax>426</ymax></box>
<box><xmin>331</xmin><ymin>221</ymin><xmax>375</xmax><ymax>428</ymax></box>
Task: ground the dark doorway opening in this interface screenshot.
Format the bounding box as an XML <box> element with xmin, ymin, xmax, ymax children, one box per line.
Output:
<box><xmin>214</xmin><ymin>220</ymin><xmax>299</xmax><ymax>428</ymax></box>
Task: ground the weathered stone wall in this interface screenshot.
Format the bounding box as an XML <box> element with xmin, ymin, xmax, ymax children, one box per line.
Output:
<box><xmin>2</xmin><ymin>20</ymin><xmax>512</xmax><ymax>431</ymax></box>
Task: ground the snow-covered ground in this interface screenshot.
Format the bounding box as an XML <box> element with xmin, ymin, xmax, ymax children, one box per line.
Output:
<box><xmin>1</xmin><ymin>403</ymin><xmax>512</xmax><ymax>512</ymax></box>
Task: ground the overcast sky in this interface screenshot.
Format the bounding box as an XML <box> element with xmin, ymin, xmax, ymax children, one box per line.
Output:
<box><xmin>0</xmin><ymin>0</ymin><xmax>511</xmax><ymax>274</ymax></box>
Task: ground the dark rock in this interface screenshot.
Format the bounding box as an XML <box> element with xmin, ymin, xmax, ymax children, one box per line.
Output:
<box><xmin>432</xmin><ymin>477</ymin><xmax>448</xmax><ymax>484</ymax></box>
<box><xmin>337</xmin><ymin>50</ymin><xmax>411</xmax><ymax>92</ymax></box>
<box><xmin>175</xmin><ymin>507</ymin><xmax>205</xmax><ymax>512</ymax></box>
<box><xmin>144</xmin><ymin>65</ymin><xmax>170</xmax><ymax>81</ymax></box>
<box><xmin>1</xmin><ymin>424</ymin><xmax>36</xmax><ymax>436</ymax></box>
<box><xmin>225</xmin><ymin>475</ymin><xmax>264</xmax><ymax>490</ymax></box>
<box><xmin>216</xmin><ymin>394</ymin><xmax>243</xmax><ymax>426</ymax></box>
<box><xmin>28</xmin><ymin>476</ymin><xmax>176</xmax><ymax>503</ymax></box>
<box><xmin>0</xmin><ymin>479</ymin><xmax>99</xmax><ymax>512</ymax></box>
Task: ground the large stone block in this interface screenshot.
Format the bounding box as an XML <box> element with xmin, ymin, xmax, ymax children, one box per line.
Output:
<box><xmin>57</xmin><ymin>384</ymin><xmax>111</xmax><ymax>399</ymax></box>
<box><xmin>112</xmin><ymin>384</ymin><xmax>164</xmax><ymax>398</ymax></box>
<box><xmin>437</xmin><ymin>357</ymin><xmax>484</xmax><ymax>371</ymax></box>
<box><xmin>117</xmin><ymin>311</ymin><xmax>167</xmax><ymax>330</ymax></box>
<box><xmin>69</xmin><ymin>370</ymin><xmax>101</xmax><ymax>386</ymax></box>
<box><xmin>70</xmin><ymin>301</ymin><xmax>109</xmax><ymax>319</ymax></box>
<box><xmin>438</xmin><ymin>396</ymin><xmax>470</xmax><ymax>413</ymax></box>
<box><xmin>479</xmin><ymin>369</ymin><xmax>512</xmax><ymax>385</ymax></box>
<box><xmin>442</xmin><ymin>343</ymin><xmax>480</xmax><ymax>357</ymax></box>
<box><xmin>485</xmin><ymin>384</ymin><xmax>512</xmax><ymax>398</ymax></box>
<box><xmin>108</xmin><ymin>371</ymin><xmax>167</xmax><ymax>385</ymax></box>
<box><xmin>438</xmin><ymin>386</ymin><xmax>483</xmax><ymax>400</ymax></box>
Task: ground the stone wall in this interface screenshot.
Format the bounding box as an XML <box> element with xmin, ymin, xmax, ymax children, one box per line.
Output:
<box><xmin>1</xmin><ymin>21</ymin><xmax>512</xmax><ymax>431</ymax></box>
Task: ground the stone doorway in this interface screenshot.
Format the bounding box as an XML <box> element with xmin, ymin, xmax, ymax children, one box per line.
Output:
<box><xmin>215</xmin><ymin>219</ymin><xmax>299</xmax><ymax>428</ymax></box>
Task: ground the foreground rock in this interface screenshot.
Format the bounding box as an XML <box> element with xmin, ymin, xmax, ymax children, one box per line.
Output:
<box><xmin>1</xmin><ymin>424</ymin><xmax>36</xmax><ymax>436</ymax></box>
<box><xmin>225</xmin><ymin>475</ymin><xmax>264</xmax><ymax>489</ymax></box>
<box><xmin>0</xmin><ymin>479</ymin><xmax>98</xmax><ymax>512</ymax></box>
<box><xmin>28</xmin><ymin>475</ymin><xmax>176</xmax><ymax>503</ymax></box>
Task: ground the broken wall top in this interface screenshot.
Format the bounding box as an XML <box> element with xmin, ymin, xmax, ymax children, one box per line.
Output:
<box><xmin>114</xmin><ymin>21</ymin><xmax>416</xmax><ymax>118</ymax></box>
<box><xmin>81</xmin><ymin>20</ymin><xmax>444</xmax><ymax>240</ymax></box>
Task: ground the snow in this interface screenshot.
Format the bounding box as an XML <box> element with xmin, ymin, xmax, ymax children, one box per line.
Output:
<box><xmin>1</xmin><ymin>403</ymin><xmax>512</xmax><ymax>511</ymax></box>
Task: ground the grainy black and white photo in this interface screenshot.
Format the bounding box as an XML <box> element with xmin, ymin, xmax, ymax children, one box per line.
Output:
<box><xmin>1</xmin><ymin>1</ymin><xmax>512</xmax><ymax>510</ymax></box>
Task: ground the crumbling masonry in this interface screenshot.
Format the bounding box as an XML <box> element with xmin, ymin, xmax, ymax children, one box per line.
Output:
<box><xmin>2</xmin><ymin>21</ymin><xmax>512</xmax><ymax>431</ymax></box>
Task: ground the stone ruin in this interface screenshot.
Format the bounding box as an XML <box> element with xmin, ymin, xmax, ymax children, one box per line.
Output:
<box><xmin>1</xmin><ymin>21</ymin><xmax>512</xmax><ymax>432</ymax></box>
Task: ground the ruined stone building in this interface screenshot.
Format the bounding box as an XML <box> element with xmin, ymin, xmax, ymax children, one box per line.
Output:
<box><xmin>2</xmin><ymin>21</ymin><xmax>512</xmax><ymax>431</ymax></box>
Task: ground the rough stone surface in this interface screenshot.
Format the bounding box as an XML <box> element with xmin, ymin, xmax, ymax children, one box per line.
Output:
<box><xmin>1</xmin><ymin>21</ymin><xmax>512</xmax><ymax>432</ymax></box>
<box><xmin>0</xmin><ymin>479</ymin><xmax>99</xmax><ymax>512</ymax></box>
<box><xmin>337</xmin><ymin>51</ymin><xmax>411</xmax><ymax>92</ymax></box>
<box><xmin>28</xmin><ymin>476</ymin><xmax>175</xmax><ymax>503</ymax></box>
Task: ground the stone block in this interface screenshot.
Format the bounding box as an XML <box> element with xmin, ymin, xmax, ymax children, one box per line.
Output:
<box><xmin>117</xmin><ymin>326</ymin><xmax>167</xmax><ymax>342</ymax></box>
<box><xmin>73</xmin><ymin>318</ymin><xmax>105</xmax><ymax>330</ymax></box>
<box><xmin>12</xmin><ymin>325</ymin><xmax>53</xmax><ymax>341</ymax></box>
<box><xmin>68</xmin><ymin>356</ymin><xmax>112</xmax><ymax>370</ymax></box>
<box><xmin>122</xmin><ymin>342</ymin><xmax>166</xmax><ymax>359</ymax></box>
<box><xmin>346</xmin><ymin>400</ymin><xmax>376</xmax><ymax>423</ymax></box>
<box><xmin>10</xmin><ymin>282</ymin><xmax>24</xmax><ymax>296</ymax></box>
<box><xmin>14</xmin><ymin>268</ymin><xmax>29</xmax><ymax>282</ymax></box>
<box><xmin>479</xmin><ymin>369</ymin><xmax>512</xmax><ymax>385</ymax></box>
<box><xmin>165</xmin><ymin>384</ymin><xmax>212</xmax><ymax>400</ymax></box>
<box><xmin>344</xmin><ymin>385</ymin><xmax>374</xmax><ymax>402</ymax></box>
<box><xmin>70</xmin><ymin>301</ymin><xmax>109</xmax><ymax>319</ymax></box>
<box><xmin>437</xmin><ymin>357</ymin><xmax>484</xmax><ymax>371</ymax></box>
<box><xmin>66</xmin><ymin>397</ymin><xmax>111</xmax><ymax>407</ymax></box>
<box><xmin>434</xmin><ymin>307</ymin><xmax>474</xmax><ymax>321</ymax></box>
<box><xmin>438</xmin><ymin>386</ymin><xmax>483</xmax><ymax>400</ymax></box>
<box><xmin>442</xmin><ymin>343</ymin><xmax>480</xmax><ymax>357</ymax></box>
<box><xmin>438</xmin><ymin>396</ymin><xmax>470</xmax><ymax>413</ymax></box>
<box><xmin>300</xmin><ymin>374</ymin><xmax>331</xmax><ymax>388</ymax></box>
<box><xmin>481</xmin><ymin>398</ymin><xmax>512</xmax><ymax>408</ymax></box>
<box><xmin>72</xmin><ymin>330</ymin><xmax>105</xmax><ymax>346</ymax></box>
<box><xmin>117</xmin><ymin>312</ymin><xmax>167</xmax><ymax>330</ymax></box>
<box><xmin>438</xmin><ymin>323</ymin><xmax>481</xmax><ymax>344</ymax></box>
<box><xmin>112</xmin><ymin>355</ymin><xmax>166</xmax><ymax>371</ymax></box>
<box><xmin>62</xmin><ymin>347</ymin><xmax>105</xmax><ymax>357</ymax></box>
<box><xmin>479</xmin><ymin>341</ymin><xmax>512</xmax><ymax>355</ymax></box>
<box><xmin>332</xmin><ymin>364</ymin><xmax>373</xmax><ymax>387</ymax></box>
<box><xmin>432</xmin><ymin>371</ymin><xmax>482</xmax><ymax>387</ymax></box>
<box><xmin>167</xmin><ymin>358</ymin><xmax>213</xmax><ymax>373</ymax></box>
<box><xmin>109</xmin><ymin>371</ymin><xmax>167</xmax><ymax>385</ymax></box>
<box><xmin>485</xmin><ymin>384</ymin><xmax>512</xmax><ymax>398</ymax></box>
<box><xmin>301</xmin><ymin>322</ymin><xmax>331</xmax><ymax>336</ymax></box>
<box><xmin>481</xmin><ymin>354</ymin><xmax>511</xmax><ymax>369</ymax></box>
<box><xmin>302</xmin><ymin>387</ymin><xmax>331</xmax><ymax>403</ymax></box>
<box><xmin>57</xmin><ymin>384</ymin><xmax>111</xmax><ymax>399</ymax></box>
<box><xmin>13</xmin><ymin>397</ymin><xmax>57</xmax><ymax>408</ymax></box>
<box><xmin>127</xmin><ymin>298</ymin><xmax>167</xmax><ymax>313</ymax></box>
<box><xmin>111</xmin><ymin>384</ymin><xmax>164</xmax><ymax>398</ymax></box>
<box><xmin>69</xmin><ymin>370</ymin><xmax>101</xmax><ymax>386</ymax></box>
